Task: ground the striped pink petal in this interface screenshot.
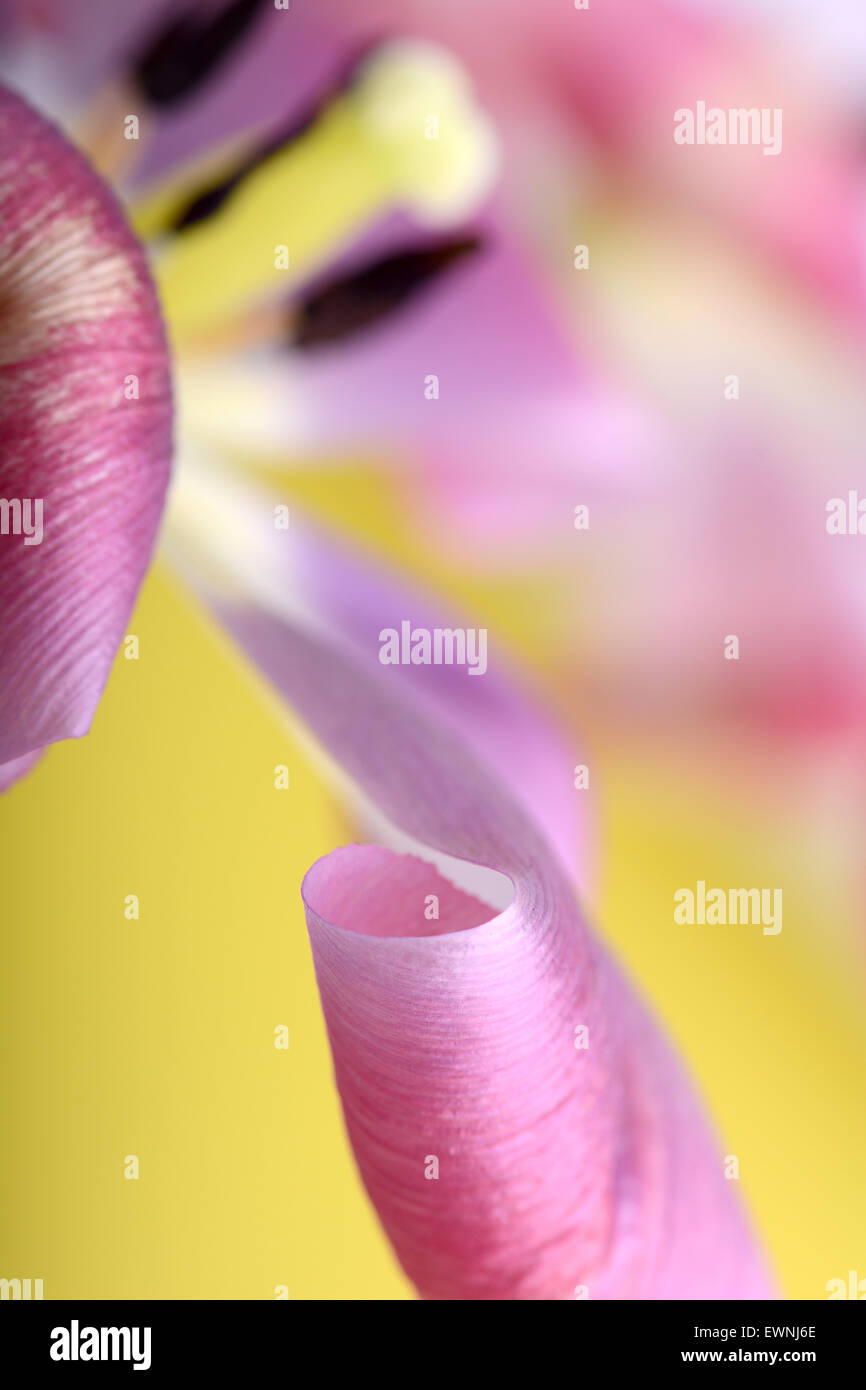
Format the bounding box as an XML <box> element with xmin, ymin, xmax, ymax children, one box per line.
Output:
<box><xmin>0</xmin><ymin>86</ymin><xmax>172</xmax><ymax>776</ymax></box>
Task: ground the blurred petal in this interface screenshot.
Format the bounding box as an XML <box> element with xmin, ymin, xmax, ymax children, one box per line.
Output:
<box><xmin>0</xmin><ymin>86</ymin><xmax>172</xmax><ymax>768</ymax></box>
<box><xmin>304</xmin><ymin>0</ymin><xmax>866</xmax><ymax>322</ymax></box>
<box><xmin>163</xmin><ymin>456</ymin><xmax>590</xmax><ymax>885</ymax></box>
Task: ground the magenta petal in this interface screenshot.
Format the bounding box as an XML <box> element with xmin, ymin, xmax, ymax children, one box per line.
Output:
<box><xmin>0</xmin><ymin>86</ymin><xmax>172</xmax><ymax>767</ymax></box>
<box><xmin>236</xmin><ymin>614</ymin><xmax>770</xmax><ymax>1298</ymax></box>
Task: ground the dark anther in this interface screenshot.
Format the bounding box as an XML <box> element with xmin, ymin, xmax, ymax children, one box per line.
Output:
<box><xmin>292</xmin><ymin>238</ymin><xmax>483</xmax><ymax>350</ymax></box>
<box><xmin>132</xmin><ymin>0</ymin><xmax>269</xmax><ymax>108</ymax></box>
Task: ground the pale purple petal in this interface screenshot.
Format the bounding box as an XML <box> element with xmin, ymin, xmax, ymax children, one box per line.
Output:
<box><xmin>164</xmin><ymin>464</ymin><xmax>590</xmax><ymax>884</ymax></box>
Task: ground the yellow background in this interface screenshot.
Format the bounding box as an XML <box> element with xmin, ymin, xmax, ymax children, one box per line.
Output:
<box><xmin>2</xmin><ymin>469</ymin><xmax>865</xmax><ymax>1300</ymax></box>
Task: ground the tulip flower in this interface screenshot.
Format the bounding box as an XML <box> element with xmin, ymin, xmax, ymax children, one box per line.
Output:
<box><xmin>0</xmin><ymin>1</ymin><xmax>777</xmax><ymax>1299</ymax></box>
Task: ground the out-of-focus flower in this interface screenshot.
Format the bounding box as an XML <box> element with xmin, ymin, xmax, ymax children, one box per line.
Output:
<box><xmin>0</xmin><ymin>1</ymin><xmax>777</xmax><ymax>1299</ymax></box>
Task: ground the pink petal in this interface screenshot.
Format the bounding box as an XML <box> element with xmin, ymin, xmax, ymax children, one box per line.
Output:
<box><xmin>178</xmin><ymin>563</ymin><xmax>771</xmax><ymax>1295</ymax></box>
<box><xmin>0</xmin><ymin>86</ymin><xmax>172</xmax><ymax>769</ymax></box>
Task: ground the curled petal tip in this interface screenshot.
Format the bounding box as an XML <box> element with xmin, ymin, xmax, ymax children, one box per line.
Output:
<box><xmin>284</xmin><ymin>630</ymin><xmax>773</xmax><ymax>1300</ymax></box>
<box><xmin>307</xmin><ymin>834</ymin><xmax>778</xmax><ymax>1301</ymax></box>
<box><xmin>303</xmin><ymin>839</ymin><xmax>772</xmax><ymax>1300</ymax></box>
